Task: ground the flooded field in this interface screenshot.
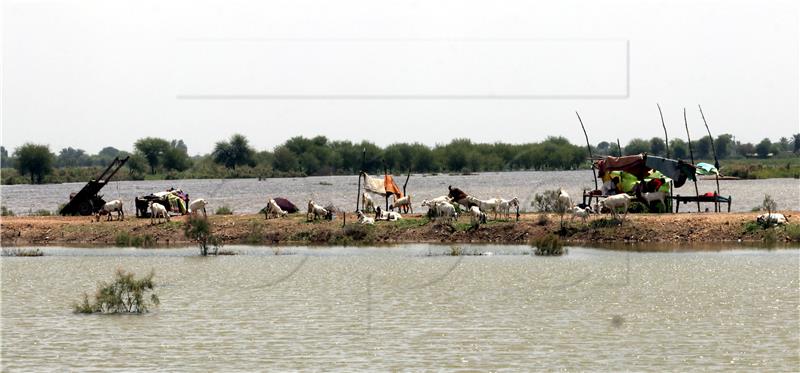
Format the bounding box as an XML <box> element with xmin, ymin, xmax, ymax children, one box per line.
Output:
<box><xmin>2</xmin><ymin>245</ymin><xmax>798</xmax><ymax>371</ymax></box>
<box><xmin>1</xmin><ymin>171</ymin><xmax>798</xmax><ymax>215</ymax></box>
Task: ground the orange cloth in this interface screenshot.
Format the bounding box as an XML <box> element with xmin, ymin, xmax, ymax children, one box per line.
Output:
<box><xmin>383</xmin><ymin>175</ymin><xmax>403</xmax><ymax>198</ymax></box>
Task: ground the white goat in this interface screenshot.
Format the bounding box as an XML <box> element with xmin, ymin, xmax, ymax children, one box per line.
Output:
<box><xmin>362</xmin><ymin>192</ymin><xmax>375</xmax><ymax>213</ymax></box>
<box><xmin>374</xmin><ymin>207</ymin><xmax>402</xmax><ymax>221</ymax></box>
<box><xmin>466</xmin><ymin>196</ymin><xmax>500</xmax><ymax>219</ymax></box>
<box><xmin>392</xmin><ymin>195</ymin><xmax>413</xmax><ymax>214</ymax></box>
<box><xmin>421</xmin><ymin>196</ymin><xmax>452</xmax><ymax>208</ymax></box>
<box><xmin>188</xmin><ymin>198</ymin><xmax>208</xmax><ymax>217</ymax></box>
<box><xmin>469</xmin><ymin>206</ymin><xmax>487</xmax><ymax>226</ymax></box>
<box><xmin>307</xmin><ymin>200</ymin><xmax>328</xmax><ymax>221</ymax></box>
<box><xmin>96</xmin><ymin>199</ymin><xmax>124</xmax><ymax>221</ymax></box>
<box><xmin>600</xmin><ymin>194</ymin><xmax>634</xmax><ymax>221</ymax></box>
<box><xmin>434</xmin><ymin>202</ymin><xmax>458</xmax><ymax>223</ymax></box>
<box><xmin>149</xmin><ymin>202</ymin><xmax>169</xmax><ymax>224</ymax></box>
<box><xmin>641</xmin><ymin>191</ymin><xmax>666</xmax><ymax>209</ymax></box>
<box><xmin>496</xmin><ymin>197</ymin><xmax>520</xmax><ymax>219</ymax></box>
<box><xmin>357</xmin><ymin>211</ymin><xmax>375</xmax><ymax>225</ymax></box>
<box><xmin>265</xmin><ymin>199</ymin><xmax>288</xmax><ymax>219</ymax></box>
<box><xmin>558</xmin><ymin>189</ymin><xmax>573</xmax><ymax>209</ymax></box>
<box><xmin>569</xmin><ymin>206</ymin><xmax>592</xmax><ymax>223</ymax></box>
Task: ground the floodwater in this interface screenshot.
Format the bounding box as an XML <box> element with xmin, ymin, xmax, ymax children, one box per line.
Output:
<box><xmin>2</xmin><ymin>245</ymin><xmax>798</xmax><ymax>371</ymax></box>
<box><xmin>1</xmin><ymin>171</ymin><xmax>798</xmax><ymax>215</ymax></box>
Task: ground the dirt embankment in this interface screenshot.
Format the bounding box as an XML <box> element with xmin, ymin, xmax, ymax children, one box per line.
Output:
<box><xmin>2</xmin><ymin>211</ymin><xmax>798</xmax><ymax>248</ymax></box>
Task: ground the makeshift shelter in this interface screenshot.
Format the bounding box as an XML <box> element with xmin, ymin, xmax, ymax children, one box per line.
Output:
<box><xmin>361</xmin><ymin>173</ymin><xmax>403</xmax><ymax>198</ymax></box>
<box><xmin>593</xmin><ymin>154</ymin><xmax>696</xmax><ymax>188</ymax></box>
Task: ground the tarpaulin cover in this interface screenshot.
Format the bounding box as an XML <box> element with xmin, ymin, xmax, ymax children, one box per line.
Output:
<box><xmin>595</xmin><ymin>154</ymin><xmax>696</xmax><ymax>188</ymax></box>
<box><xmin>274</xmin><ymin>197</ymin><xmax>298</xmax><ymax>213</ymax></box>
<box><xmin>695</xmin><ymin>162</ymin><xmax>719</xmax><ymax>175</ymax></box>
<box><xmin>362</xmin><ymin>173</ymin><xmax>403</xmax><ymax>198</ymax></box>
<box><xmin>594</xmin><ymin>155</ymin><xmax>650</xmax><ymax>179</ymax></box>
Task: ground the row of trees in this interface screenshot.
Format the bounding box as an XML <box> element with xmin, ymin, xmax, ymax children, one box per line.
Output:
<box><xmin>2</xmin><ymin>133</ymin><xmax>798</xmax><ymax>184</ymax></box>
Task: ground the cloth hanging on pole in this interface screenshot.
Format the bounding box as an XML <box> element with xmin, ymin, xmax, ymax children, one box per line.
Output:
<box><xmin>362</xmin><ymin>173</ymin><xmax>403</xmax><ymax>198</ymax></box>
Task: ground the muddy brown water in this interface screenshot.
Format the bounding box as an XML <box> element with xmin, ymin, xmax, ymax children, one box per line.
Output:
<box><xmin>1</xmin><ymin>171</ymin><xmax>798</xmax><ymax>215</ymax></box>
<box><xmin>2</xmin><ymin>245</ymin><xmax>798</xmax><ymax>371</ymax></box>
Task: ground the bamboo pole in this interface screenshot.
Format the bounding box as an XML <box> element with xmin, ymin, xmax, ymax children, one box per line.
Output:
<box><xmin>657</xmin><ymin>103</ymin><xmax>670</xmax><ymax>158</ymax></box>
<box><xmin>699</xmin><ymin>104</ymin><xmax>721</xmax><ymax>212</ymax></box>
<box><xmin>575</xmin><ymin>112</ymin><xmax>599</xmax><ymax>194</ymax></box>
<box><xmin>403</xmin><ymin>169</ymin><xmax>411</xmax><ymax>196</ymax></box>
<box><xmin>617</xmin><ymin>138</ymin><xmax>623</xmax><ymax>157</ymax></box>
<box><xmin>684</xmin><ymin>108</ymin><xmax>701</xmax><ymax>212</ymax></box>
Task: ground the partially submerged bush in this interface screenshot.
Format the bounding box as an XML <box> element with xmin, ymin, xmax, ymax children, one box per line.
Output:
<box><xmin>1</xmin><ymin>206</ymin><xmax>15</xmax><ymax>216</ymax></box>
<box><xmin>215</xmin><ymin>206</ymin><xmax>233</xmax><ymax>215</ymax></box>
<box><xmin>1</xmin><ymin>248</ymin><xmax>43</xmax><ymax>257</ymax></box>
<box><xmin>532</xmin><ymin>190</ymin><xmax>561</xmax><ymax>212</ymax></box>
<box><xmin>532</xmin><ymin>233</ymin><xmax>565</xmax><ymax>256</ymax></box>
<box><xmin>74</xmin><ymin>268</ymin><xmax>159</xmax><ymax>314</ymax></box>
<box><xmin>449</xmin><ymin>246</ymin><xmax>463</xmax><ymax>256</ymax></box>
<box><xmin>184</xmin><ymin>216</ymin><xmax>221</xmax><ymax>256</ymax></box>
<box><xmin>115</xmin><ymin>232</ymin><xmax>156</xmax><ymax>248</ymax></box>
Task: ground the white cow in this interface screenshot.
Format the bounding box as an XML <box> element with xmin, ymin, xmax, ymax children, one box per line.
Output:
<box><xmin>188</xmin><ymin>198</ymin><xmax>208</xmax><ymax>218</ymax></box>
<box><xmin>96</xmin><ymin>199</ymin><xmax>124</xmax><ymax>221</ymax></box>
<box><xmin>149</xmin><ymin>202</ymin><xmax>170</xmax><ymax>224</ymax></box>
<box><xmin>757</xmin><ymin>213</ymin><xmax>788</xmax><ymax>226</ymax></box>
<box><xmin>265</xmin><ymin>199</ymin><xmax>288</xmax><ymax>219</ymax></box>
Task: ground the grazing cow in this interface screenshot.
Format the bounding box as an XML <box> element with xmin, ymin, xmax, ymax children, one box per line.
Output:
<box><xmin>357</xmin><ymin>211</ymin><xmax>375</xmax><ymax>225</ymax></box>
<box><xmin>362</xmin><ymin>192</ymin><xmax>375</xmax><ymax>213</ymax></box>
<box><xmin>496</xmin><ymin>197</ymin><xmax>520</xmax><ymax>219</ymax></box>
<box><xmin>188</xmin><ymin>198</ymin><xmax>208</xmax><ymax>218</ymax></box>
<box><xmin>265</xmin><ymin>198</ymin><xmax>288</xmax><ymax>219</ymax></box>
<box><xmin>600</xmin><ymin>194</ymin><xmax>634</xmax><ymax>221</ymax></box>
<box><xmin>469</xmin><ymin>206</ymin><xmax>487</xmax><ymax>226</ymax></box>
<box><xmin>96</xmin><ymin>199</ymin><xmax>124</xmax><ymax>221</ymax></box>
<box><xmin>307</xmin><ymin>200</ymin><xmax>328</xmax><ymax>221</ymax></box>
<box><xmin>149</xmin><ymin>202</ymin><xmax>169</xmax><ymax>224</ymax></box>
<box><xmin>392</xmin><ymin>195</ymin><xmax>413</xmax><ymax>214</ymax></box>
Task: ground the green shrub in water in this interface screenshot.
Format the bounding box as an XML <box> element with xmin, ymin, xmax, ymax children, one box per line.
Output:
<box><xmin>215</xmin><ymin>206</ymin><xmax>233</xmax><ymax>215</ymax></box>
<box><xmin>184</xmin><ymin>215</ymin><xmax>221</xmax><ymax>255</ymax></box>
<box><xmin>531</xmin><ymin>233</ymin><xmax>565</xmax><ymax>256</ymax></box>
<box><xmin>74</xmin><ymin>268</ymin><xmax>159</xmax><ymax>314</ymax></box>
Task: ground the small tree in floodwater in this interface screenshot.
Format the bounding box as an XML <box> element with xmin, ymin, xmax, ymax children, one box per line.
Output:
<box><xmin>184</xmin><ymin>215</ymin><xmax>221</xmax><ymax>256</ymax></box>
<box><xmin>74</xmin><ymin>268</ymin><xmax>159</xmax><ymax>314</ymax></box>
<box><xmin>761</xmin><ymin>194</ymin><xmax>777</xmax><ymax>216</ymax></box>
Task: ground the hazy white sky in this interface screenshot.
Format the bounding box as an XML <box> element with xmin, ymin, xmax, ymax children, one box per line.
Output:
<box><xmin>2</xmin><ymin>0</ymin><xmax>798</xmax><ymax>155</ymax></box>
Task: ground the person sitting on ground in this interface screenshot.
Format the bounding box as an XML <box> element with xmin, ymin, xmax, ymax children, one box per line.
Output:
<box><xmin>602</xmin><ymin>177</ymin><xmax>620</xmax><ymax>195</ymax></box>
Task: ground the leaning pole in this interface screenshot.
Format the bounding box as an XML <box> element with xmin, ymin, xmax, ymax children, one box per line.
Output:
<box><xmin>657</xmin><ymin>103</ymin><xmax>670</xmax><ymax>158</ymax></box>
<box><xmin>575</xmin><ymin>111</ymin><xmax>599</xmax><ymax>194</ymax></box>
<box><xmin>698</xmin><ymin>104</ymin><xmax>722</xmax><ymax>212</ymax></box>
<box><xmin>683</xmin><ymin>108</ymin><xmax>701</xmax><ymax>212</ymax></box>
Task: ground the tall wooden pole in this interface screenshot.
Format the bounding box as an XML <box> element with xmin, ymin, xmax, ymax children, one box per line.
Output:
<box><xmin>402</xmin><ymin>169</ymin><xmax>411</xmax><ymax>196</ymax></box>
<box><xmin>355</xmin><ymin>148</ymin><xmax>365</xmax><ymax>212</ymax></box>
<box><xmin>617</xmin><ymin>138</ymin><xmax>623</xmax><ymax>157</ymax></box>
<box><xmin>657</xmin><ymin>103</ymin><xmax>670</xmax><ymax>158</ymax></box>
<box><xmin>684</xmin><ymin>108</ymin><xmax>701</xmax><ymax>212</ymax></box>
<box><xmin>699</xmin><ymin>104</ymin><xmax>721</xmax><ymax>212</ymax></box>
<box><xmin>576</xmin><ymin>112</ymin><xmax>599</xmax><ymax>193</ymax></box>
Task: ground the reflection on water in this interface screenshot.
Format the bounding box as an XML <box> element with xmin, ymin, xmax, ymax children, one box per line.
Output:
<box><xmin>2</xmin><ymin>245</ymin><xmax>798</xmax><ymax>371</ymax></box>
<box><xmin>1</xmin><ymin>171</ymin><xmax>798</xmax><ymax>215</ymax></box>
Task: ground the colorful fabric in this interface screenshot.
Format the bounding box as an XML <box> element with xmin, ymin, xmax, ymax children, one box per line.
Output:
<box><xmin>696</xmin><ymin>162</ymin><xmax>719</xmax><ymax>175</ymax></box>
<box><xmin>362</xmin><ymin>173</ymin><xmax>403</xmax><ymax>198</ymax></box>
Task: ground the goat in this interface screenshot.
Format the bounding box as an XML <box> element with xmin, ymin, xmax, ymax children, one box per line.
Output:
<box><xmin>362</xmin><ymin>192</ymin><xmax>375</xmax><ymax>213</ymax></box>
<box><xmin>356</xmin><ymin>211</ymin><xmax>375</xmax><ymax>225</ymax></box>
<box><xmin>392</xmin><ymin>195</ymin><xmax>413</xmax><ymax>214</ymax></box>
<box><xmin>149</xmin><ymin>202</ymin><xmax>169</xmax><ymax>224</ymax></box>
<box><xmin>265</xmin><ymin>198</ymin><xmax>288</xmax><ymax>219</ymax></box>
<box><xmin>96</xmin><ymin>199</ymin><xmax>124</xmax><ymax>221</ymax></box>
<box><xmin>307</xmin><ymin>200</ymin><xmax>328</xmax><ymax>221</ymax></box>
<box><xmin>421</xmin><ymin>196</ymin><xmax>452</xmax><ymax>208</ymax></box>
<box><xmin>465</xmin><ymin>196</ymin><xmax>500</xmax><ymax>219</ymax></box>
<box><xmin>496</xmin><ymin>197</ymin><xmax>520</xmax><ymax>219</ymax></box>
<box><xmin>558</xmin><ymin>189</ymin><xmax>573</xmax><ymax>209</ymax></box>
<box><xmin>469</xmin><ymin>206</ymin><xmax>487</xmax><ymax>226</ymax></box>
<box><xmin>569</xmin><ymin>206</ymin><xmax>592</xmax><ymax>223</ymax></box>
<box><xmin>757</xmin><ymin>213</ymin><xmax>788</xmax><ymax>226</ymax></box>
<box><xmin>640</xmin><ymin>191</ymin><xmax>666</xmax><ymax>209</ymax></box>
<box><xmin>188</xmin><ymin>198</ymin><xmax>208</xmax><ymax>218</ymax></box>
<box><xmin>433</xmin><ymin>201</ymin><xmax>458</xmax><ymax>223</ymax></box>
<box><xmin>600</xmin><ymin>194</ymin><xmax>633</xmax><ymax>221</ymax></box>
<box><xmin>374</xmin><ymin>206</ymin><xmax>402</xmax><ymax>221</ymax></box>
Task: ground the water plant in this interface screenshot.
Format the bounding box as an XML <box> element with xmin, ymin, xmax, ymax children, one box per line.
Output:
<box><xmin>1</xmin><ymin>248</ymin><xmax>43</xmax><ymax>257</ymax></box>
<box><xmin>531</xmin><ymin>233</ymin><xmax>565</xmax><ymax>256</ymax></box>
<box><xmin>215</xmin><ymin>206</ymin><xmax>233</xmax><ymax>215</ymax></box>
<box><xmin>184</xmin><ymin>215</ymin><xmax>221</xmax><ymax>256</ymax></box>
<box><xmin>74</xmin><ymin>268</ymin><xmax>159</xmax><ymax>314</ymax></box>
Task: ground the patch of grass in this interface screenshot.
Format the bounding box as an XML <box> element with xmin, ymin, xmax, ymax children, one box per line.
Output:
<box><xmin>589</xmin><ymin>218</ymin><xmax>622</xmax><ymax>228</ymax></box>
<box><xmin>1</xmin><ymin>248</ymin><xmax>44</xmax><ymax>257</ymax></box>
<box><xmin>215</xmin><ymin>206</ymin><xmax>233</xmax><ymax>215</ymax></box>
<box><xmin>536</xmin><ymin>214</ymin><xmax>550</xmax><ymax>226</ymax></box>
<box><xmin>32</xmin><ymin>209</ymin><xmax>53</xmax><ymax>216</ymax></box>
<box><xmin>335</xmin><ymin>223</ymin><xmax>375</xmax><ymax>245</ymax></box>
<box><xmin>392</xmin><ymin>218</ymin><xmax>429</xmax><ymax>229</ymax></box>
<box><xmin>742</xmin><ymin>221</ymin><xmax>763</xmax><ymax>234</ymax></box>
<box><xmin>74</xmin><ymin>268</ymin><xmax>159</xmax><ymax>314</ymax></box>
<box><xmin>115</xmin><ymin>232</ymin><xmax>156</xmax><ymax>247</ymax></box>
<box><xmin>1</xmin><ymin>206</ymin><xmax>15</xmax><ymax>216</ymax></box>
<box><xmin>216</xmin><ymin>249</ymin><xmax>238</xmax><ymax>255</ymax></box>
<box><xmin>245</xmin><ymin>221</ymin><xmax>265</xmax><ymax>244</ymax></box>
<box><xmin>531</xmin><ymin>233</ymin><xmax>565</xmax><ymax>256</ymax></box>
<box><xmin>763</xmin><ymin>228</ymin><xmax>778</xmax><ymax>245</ymax></box>
<box><xmin>784</xmin><ymin>224</ymin><xmax>800</xmax><ymax>241</ymax></box>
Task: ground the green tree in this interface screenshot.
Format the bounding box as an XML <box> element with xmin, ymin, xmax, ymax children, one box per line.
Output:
<box><xmin>715</xmin><ymin>134</ymin><xmax>734</xmax><ymax>159</ymax></box>
<box><xmin>272</xmin><ymin>145</ymin><xmax>299</xmax><ymax>172</ymax></box>
<box><xmin>13</xmin><ymin>143</ymin><xmax>55</xmax><ymax>184</ymax></box>
<box><xmin>56</xmin><ymin>147</ymin><xmax>90</xmax><ymax>168</ymax></box>
<box><xmin>212</xmin><ymin>134</ymin><xmax>255</xmax><ymax>170</ymax></box>
<box><xmin>162</xmin><ymin>140</ymin><xmax>192</xmax><ymax>172</ymax></box>
<box><xmin>793</xmin><ymin>134</ymin><xmax>800</xmax><ymax>154</ymax></box>
<box><xmin>755</xmin><ymin>138</ymin><xmax>772</xmax><ymax>158</ymax></box>
<box><xmin>670</xmin><ymin>138</ymin><xmax>688</xmax><ymax>159</ymax></box>
<box><xmin>695</xmin><ymin>136</ymin><xmax>713</xmax><ymax>159</ymax></box>
<box><xmin>126</xmin><ymin>153</ymin><xmax>147</xmax><ymax>179</ymax></box>
<box><xmin>624</xmin><ymin>138</ymin><xmax>650</xmax><ymax>155</ymax></box>
<box><xmin>649</xmin><ymin>137</ymin><xmax>666</xmax><ymax>156</ymax></box>
<box><xmin>134</xmin><ymin>137</ymin><xmax>170</xmax><ymax>174</ymax></box>
<box><xmin>0</xmin><ymin>146</ymin><xmax>9</xmax><ymax>168</ymax></box>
